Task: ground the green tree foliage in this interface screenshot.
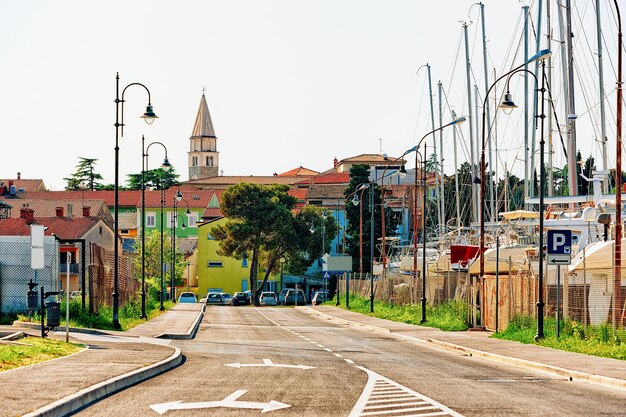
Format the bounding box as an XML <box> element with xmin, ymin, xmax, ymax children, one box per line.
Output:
<box><xmin>132</xmin><ymin>229</ymin><xmax>185</xmax><ymax>301</ymax></box>
<box><xmin>344</xmin><ymin>164</ymin><xmax>397</xmax><ymax>273</ymax></box>
<box><xmin>210</xmin><ymin>183</ymin><xmax>336</xmax><ymax>304</ymax></box>
<box><xmin>64</xmin><ymin>157</ymin><xmax>106</xmax><ymax>190</ymax></box>
<box><xmin>127</xmin><ymin>167</ymin><xmax>180</xmax><ymax>190</ymax></box>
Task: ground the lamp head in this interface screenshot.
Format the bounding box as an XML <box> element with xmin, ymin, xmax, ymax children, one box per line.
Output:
<box><xmin>161</xmin><ymin>157</ymin><xmax>172</xmax><ymax>172</ymax></box>
<box><xmin>141</xmin><ymin>105</ymin><xmax>158</xmax><ymax>125</ymax></box>
<box><xmin>528</xmin><ymin>49</ymin><xmax>552</xmax><ymax>63</ymax></box>
<box><xmin>322</xmin><ymin>211</ymin><xmax>328</xmax><ymax>219</ymax></box>
<box><xmin>399</xmin><ymin>165</ymin><xmax>407</xmax><ymax>179</ymax></box>
<box><xmin>499</xmin><ymin>92</ymin><xmax>518</xmax><ymax>115</ymax></box>
<box><xmin>181</xmin><ymin>222</ymin><xmax>186</xmax><ymax>230</ymax></box>
<box><xmin>450</xmin><ymin>116</ymin><xmax>467</xmax><ymax>126</ymax></box>
<box><xmin>185</xmin><ymin>208</ymin><xmax>191</xmax><ymax>214</ymax></box>
<box><xmin>351</xmin><ymin>194</ymin><xmax>360</xmax><ymax>206</ymax></box>
<box><xmin>175</xmin><ymin>190</ymin><xmax>183</xmax><ymax>202</ymax></box>
<box><xmin>310</xmin><ymin>225</ymin><xmax>315</xmax><ymax>234</ymax></box>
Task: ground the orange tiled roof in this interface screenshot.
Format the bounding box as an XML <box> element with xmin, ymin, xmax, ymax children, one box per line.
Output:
<box><xmin>295</xmin><ymin>172</ymin><xmax>350</xmax><ymax>185</ymax></box>
<box><xmin>16</xmin><ymin>190</ymin><xmax>142</xmax><ymax>207</ymax></box>
<box><xmin>0</xmin><ymin>179</ymin><xmax>47</xmax><ymax>193</ymax></box>
<box><xmin>278</xmin><ymin>166</ymin><xmax>319</xmax><ymax>177</ymax></box>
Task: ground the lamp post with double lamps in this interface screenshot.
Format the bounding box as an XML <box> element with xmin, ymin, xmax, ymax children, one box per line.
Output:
<box><xmin>478</xmin><ymin>49</ymin><xmax>551</xmax><ymax>337</ymax></box>
<box><xmin>141</xmin><ymin>137</ymin><xmax>171</xmax><ymax>315</ymax></box>
<box><xmin>410</xmin><ymin>117</ymin><xmax>466</xmax><ymax>323</ymax></box>
<box><xmin>350</xmin><ymin>183</ymin><xmax>371</xmax><ymax>274</ymax></box>
<box><xmin>113</xmin><ymin>73</ymin><xmax>158</xmax><ymax>329</ymax></box>
<box><xmin>171</xmin><ymin>190</ymin><xmax>190</xmax><ymax>302</ymax></box>
<box><xmin>379</xmin><ymin>151</ymin><xmax>412</xmax><ymax>281</ymax></box>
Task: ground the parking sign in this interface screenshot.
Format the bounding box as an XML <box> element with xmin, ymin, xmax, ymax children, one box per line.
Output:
<box><xmin>546</xmin><ymin>229</ymin><xmax>572</xmax><ymax>265</ymax></box>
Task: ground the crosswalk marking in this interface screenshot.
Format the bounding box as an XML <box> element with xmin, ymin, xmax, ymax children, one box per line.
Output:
<box><xmin>349</xmin><ymin>367</ymin><xmax>463</xmax><ymax>417</ymax></box>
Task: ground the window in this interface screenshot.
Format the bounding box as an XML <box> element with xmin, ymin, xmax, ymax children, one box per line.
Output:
<box><xmin>241</xmin><ymin>254</ymin><xmax>248</xmax><ymax>268</ymax></box>
<box><xmin>167</xmin><ymin>212</ymin><xmax>178</xmax><ymax>228</ymax></box>
<box><xmin>120</xmin><ymin>229</ymin><xmax>129</xmax><ymax>235</ymax></box>
<box><xmin>209</xmin><ymin>156</ymin><xmax>214</xmax><ymax>166</ymax></box>
<box><xmin>146</xmin><ymin>212</ymin><xmax>156</xmax><ymax>227</ymax></box>
<box><xmin>187</xmin><ymin>212</ymin><xmax>199</xmax><ymax>228</ymax></box>
<box><xmin>208</xmin><ymin>261</ymin><xmax>223</xmax><ymax>268</ymax></box>
<box><xmin>192</xmin><ymin>156</ymin><xmax>198</xmax><ymax>167</ymax></box>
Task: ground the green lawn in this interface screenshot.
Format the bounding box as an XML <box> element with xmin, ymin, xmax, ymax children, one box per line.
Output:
<box><xmin>19</xmin><ymin>298</ymin><xmax>175</xmax><ymax>331</ymax></box>
<box><xmin>0</xmin><ymin>337</ymin><xmax>83</xmax><ymax>372</ymax></box>
<box><xmin>330</xmin><ymin>294</ymin><xmax>470</xmax><ymax>331</ymax></box>
<box><xmin>493</xmin><ymin>315</ymin><xmax>626</xmax><ymax>361</ymax></box>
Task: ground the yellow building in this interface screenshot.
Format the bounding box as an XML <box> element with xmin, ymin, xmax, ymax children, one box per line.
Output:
<box><xmin>197</xmin><ymin>218</ymin><xmax>280</xmax><ymax>296</ymax></box>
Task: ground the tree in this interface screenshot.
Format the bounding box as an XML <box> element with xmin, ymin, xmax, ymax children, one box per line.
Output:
<box><xmin>127</xmin><ymin>167</ymin><xmax>180</xmax><ymax>190</ymax></box>
<box><xmin>210</xmin><ymin>183</ymin><xmax>336</xmax><ymax>305</ymax></box>
<box><xmin>132</xmin><ymin>229</ymin><xmax>185</xmax><ymax>303</ymax></box>
<box><xmin>64</xmin><ymin>157</ymin><xmax>106</xmax><ymax>190</ymax></box>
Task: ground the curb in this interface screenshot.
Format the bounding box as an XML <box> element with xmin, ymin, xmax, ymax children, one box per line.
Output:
<box><xmin>22</xmin><ymin>345</ymin><xmax>183</xmax><ymax>417</ymax></box>
<box><xmin>157</xmin><ymin>304</ymin><xmax>206</xmax><ymax>340</ymax></box>
<box><xmin>425</xmin><ymin>338</ymin><xmax>626</xmax><ymax>393</ymax></box>
<box><xmin>14</xmin><ymin>321</ymin><xmax>110</xmax><ymax>336</ymax></box>
<box><xmin>298</xmin><ymin>306</ymin><xmax>390</xmax><ymax>334</ymax></box>
<box><xmin>303</xmin><ymin>306</ymin><xmax>626</xmax><ymax>394</ymax></box>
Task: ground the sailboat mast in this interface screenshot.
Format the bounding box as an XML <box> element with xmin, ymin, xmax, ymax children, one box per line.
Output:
<box><xmin>452</xmin><ymin>109</ymin><xmax>461</xmax><ymax>229</ymax></box>
<box><xmin>524</xmin><ymin>5</ymin><xmax>530</xmax><ymax>207</ymax></box>
<box><xmin>426</xmin><ymin>64</ymin><xmax>441</xmax><ymax>230</ymax></box>
<box><xmin>438</xmin><ymin>81</ymin><xmax>445</xmax><ymax>231</ymax></box>
<box><xmin>530</xmin><ymin>0</ymin><xmax>543</xmax><ymax>200</ymax></box>
<box><xmin>565</xmin><ymin>0</ymin><xmax>579</xmax><ymax>197</ymax></box>
<box><xmin>596</xmin><ymin>0</ymin><xmax>609</xmax><ymax>193</ymax></box>
<box><xmin>480</xmin><ymin>2</ymin><xmax>494</xmax><ymax>222</ymax></box>
<box><xmin>547</xmin><ymin>0</ymin><xmax>554</xmax><ymax>196</ymax></box>
<box><xmin>463</xmin><ymin>22</ymin><xmax>478</xmax><ymax>224</ymax></box>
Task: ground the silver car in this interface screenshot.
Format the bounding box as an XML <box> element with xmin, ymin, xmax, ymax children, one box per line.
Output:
<box><xmin>259</xmin><ymin>292</ymin><xmax>277</xmax><ymax>306</ymax></box>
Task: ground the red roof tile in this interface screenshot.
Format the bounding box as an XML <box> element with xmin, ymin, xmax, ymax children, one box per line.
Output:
<box><xmin>288</xmin><ymin>188</ymin><xmax>309</xmax><ymax>200</ymax></box>
<box><xmin>16</xmin><ymin>190</ymin><xmax>142</xmax><ymax>207</ymax></box>
<box><xmin>278</xmin><ymin>166</ymin><xmax>319</xmax><ymax>177</ymax></box>
<box><xmin>295</xmin><ymin>172</ymin><xmax>350</xmax><ymax>185</ymax></box>
<box><xmin>0</xmin><ymin>216</ymin><xmax>102</xmax><ymax>239</ymax></box>
<box><xmin>141</xmin><ymin>189</ymin><xmax>223</xmax><ymax>208</ymax></box>
<box><xmin>201</xmin><ymin>208</ymin><xmax>223</xmax><ymax>219</ymax></box>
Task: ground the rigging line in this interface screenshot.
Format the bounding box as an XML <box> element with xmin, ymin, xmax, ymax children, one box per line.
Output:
<box><xmin>444</xmin><ymin>30</ymin><xmax>465</xmax><ymax>93</ymax></box>
<box><xmin>412</xmin><ymin>73</ymin><xmax>429</xmax><ymax>145</ymax></box>
<box><xmin>601</xmin><ymin>0</ymin><xmax>623</xmax><ymax>80</ymax></box>
<box><xmin>542</xmin><ymin>70</ymin><xmax>569</xmax><ymax>159</ymax></box>
<box><xmin>441</xmin><ymin>86</ymin><xmax>472</xmax><ymax>162</ymax></box>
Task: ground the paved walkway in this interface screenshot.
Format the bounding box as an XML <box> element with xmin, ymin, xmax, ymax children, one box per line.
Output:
<box><xmin>0</xmin><ymin>303</ymin><xmax>204</xmax><ymax>417</ymax></box>
<box><xmin>304</xmin><ymin>305</ymin><xmax>626</xmax><ymax>391</ymax></box>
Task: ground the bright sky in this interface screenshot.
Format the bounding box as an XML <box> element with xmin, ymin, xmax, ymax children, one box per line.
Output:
<box><xmin>0</xmin><ymin>1</ymin><xmax>621</xmax><ymax>190</ymax></box>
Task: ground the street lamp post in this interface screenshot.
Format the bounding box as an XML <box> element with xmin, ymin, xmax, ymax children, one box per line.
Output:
<box><xmin>142</xmin><ymin>137</ymin><xmax>171</xmax><ymax>315</ymax></box>
<box><xmin>409</xmin><ymin>117</ymin><xmax>466</xmax><ymax>323</ymax></box>
<box><xmin>113</xmin><ymin>73</ymin><xmax>158</xmax><ymax>329</ymax></box>
<box><xmin>351</xmin><ymin>183</ymin><xmax>371</xmax><ymax>274</ymax></box>
<box><xmin>186</xmin><ymin>261</ymin><xmax>191</xmax><ymax>292</ymax></box>
<box><xmin>478</xmin><ymin>49</ymin><xmax>551</xmax><ymax>337</ymax></box>
<box><xmin>171</xmin><ymin>191</ymin><xmax>190</xmax><ymax>302</ymax></box>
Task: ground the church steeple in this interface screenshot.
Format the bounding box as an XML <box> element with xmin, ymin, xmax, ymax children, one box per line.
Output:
<box><xmin>188</xmin><ymin>92</ymin><xmax>219</xmax><ymax>180</ymax></box>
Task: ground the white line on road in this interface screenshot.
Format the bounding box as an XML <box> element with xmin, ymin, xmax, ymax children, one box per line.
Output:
<box><xmin>344</xmin><ymin>359</ymin><xmax>355</xmax><ymax>364</ymax></box>
<box><xmin>224</xmin><ymin>358</ymin><xmax>315</xmax><ymax>370</ymax></box>
<box><xmin>149</xmin><ymin>390</ymin><xmax>291</xmax><ymax>414</ymax></box>
<box><xmin>334</xmin><ymin>353</ymin><xmax>343</xmax><ymax>358</ymax></box>
<box><xmin>348</xmin><ymin>367</ymin><xmax>463</xmax><ymax>417</ymax></box>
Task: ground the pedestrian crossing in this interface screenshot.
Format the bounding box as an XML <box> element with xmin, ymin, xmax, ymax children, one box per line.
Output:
<box><xmin>349</xmin><ymin>367</ymin><xmax>463</xmax><ymax>417</ymax></box>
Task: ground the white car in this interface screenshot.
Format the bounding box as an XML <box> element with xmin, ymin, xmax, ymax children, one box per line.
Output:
<box><xmin>259</xmin><ymin>292</ymin><xmax>278</xmax><ymax>306</ymax></box>
<box><xmin>178</xmin><ymin>292</ymin><xmax>197</xmax><ymax>303</ymax></box>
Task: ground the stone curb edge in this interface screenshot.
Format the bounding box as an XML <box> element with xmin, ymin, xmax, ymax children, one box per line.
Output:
<box><xmin>298</xmin><ymin>306</ymin><xmax>390</xmax><ymax>333</ymax></box>
<box><xmin>22</xmin><ymin>345</ymin><xmax>183</xmax><ymax>417</ymax></box>
<box><xmin>14</xmin><ymin>321</ymin><xmax>109</xmax><ymax>336</ymax></box>
<box><xmin>425</xmin><ymin>338</ymin><xmax>626</xmax><ymax>393</ymax></box>
<box><xmin>157</xmin><ymin>304</ymin><xmax>206</xmax><ymax>340</ymax></box>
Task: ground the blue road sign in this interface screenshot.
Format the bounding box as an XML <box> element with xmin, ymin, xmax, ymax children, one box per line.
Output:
<box><xmin>547</xmin><ymin>230</ymin><xmax>572</xmax><ymax>255</ymax></box>
<box><xmin>323</xmin><ymin>272</ymin><xmax>331</xmax><ymax>280</ymax></box>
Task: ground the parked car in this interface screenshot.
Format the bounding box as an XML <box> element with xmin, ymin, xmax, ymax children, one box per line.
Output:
<box><xmin>220</xmin><ymin>293</ymin><xmax>233</xmax><ymax>304</ymax></box>
<box><xmin>205</xmin><ymin>292</ymin><xmax>225</xmax><ymax>305</ymax></box>
<box><xmin>283</xmin><ymin>289</ymin><xmax>306</xmax><ymax>305</ymax></box>
<box><xmin>178</xmin><ymin>292</ymin><xmax>197</xmax><ymax>303</ymax></box>
<box><xmin>231</xmin><ymin>292</ymin><xmax>251</xmax><ymax>306</ymax></box>
<box><xmin>312</xmin><ymin>290</ymin><xmax>328</xmax><ymax>305</ymax></box>
<box><xmin>259</xmin><ymin>292</ymin><xmax>278</xmax><ymax>306</ymax></box>
<box><xmin>278</xmin><ymin>288</ymin><xmax>290</xmax><ymax>305</ymax></box>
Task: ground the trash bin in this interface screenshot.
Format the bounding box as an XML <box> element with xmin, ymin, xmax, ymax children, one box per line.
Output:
<box><xmin>27</xmin><ymin>291</ymin><xmax>39</xmax><ymax>311</ymax></box>
<box><xmin>46</xmin><ymin>302</ymin><xmax>61</xmax><ymax>328</ymax></box>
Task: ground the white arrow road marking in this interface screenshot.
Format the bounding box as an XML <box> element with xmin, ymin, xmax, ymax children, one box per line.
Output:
<box><xmin>349</xmin><ymin>367</ymin><xmax>464</xmax><ymax>417</ymax></box>
<box><xmin>224</xmin><ymin>358</ymin><xmax>315</xmax><ymax>370</ymax></box>
<box><xmin>149</xmin><ymin>390</ymin><xmax>291</xmax><ymax>414</ymax></box>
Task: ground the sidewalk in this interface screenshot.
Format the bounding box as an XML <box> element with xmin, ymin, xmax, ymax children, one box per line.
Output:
<box><xmin>303</xmin><ymin>305</ymin><xmax>626</xmax><ymax>392</ymax></box>
<box><xmin>0</xmin><ymin>302</ymin><xmax>204</xmax><ymax>417</ymax></box>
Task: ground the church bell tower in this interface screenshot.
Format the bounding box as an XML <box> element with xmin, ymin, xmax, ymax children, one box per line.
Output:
<box><xmin>188</xmin><ymin>92</ymin><xmax>219</xmax><ymax>180</ymax></box>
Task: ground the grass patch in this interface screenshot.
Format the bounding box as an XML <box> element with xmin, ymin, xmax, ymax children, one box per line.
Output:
<box><xmin>18</xmin><ymin>298</ymin><xmax>175</xmax><ymax>331</ymax></box>
<box><xmin>0</xmin><ymin>336</ymin><xmax>82</xmax><ymax>372</ymax></box>
<box><xmin>493</xmin><ymin>315</ymin><xmax>626</xmax><ymax>361</ymax></box>
<box><xmin>0</xmin><ymin>312</ymin><xmax>17</xmax><ymax>325</ymax></box>
<box><xmin>330</xmin><ymin>294</ymin><xmax>470</xmax><ymax>331</ymax></box>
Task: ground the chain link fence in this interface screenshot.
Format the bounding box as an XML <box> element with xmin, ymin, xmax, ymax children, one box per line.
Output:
<box><xmin>0</xmin><ymin>236</ymin><xmax>59</xmax><ymax>313</ymax></box>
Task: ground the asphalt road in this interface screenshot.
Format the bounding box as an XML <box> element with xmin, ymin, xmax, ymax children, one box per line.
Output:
<box><xmin>75</xmin><ymin>306</ymin><xmax>626</xmax><ymax>416</ymax></box>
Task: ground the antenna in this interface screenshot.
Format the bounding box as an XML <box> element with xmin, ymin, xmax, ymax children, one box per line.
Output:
<box><xmin>379</xmin><ymin>138</ymin><xmax>383</xmax><ymax>155</ymax></box>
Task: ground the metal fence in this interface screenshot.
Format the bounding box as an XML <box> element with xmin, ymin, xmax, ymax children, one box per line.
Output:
<box><xmin>0</xmin><ymin>236</ymin><xmax>138</xmax><ymax>315</ymax></box>
<box><xmin>0</xmin><ymin>236</ymin><xmax>59</xmax><ymax>313</ymax></box>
